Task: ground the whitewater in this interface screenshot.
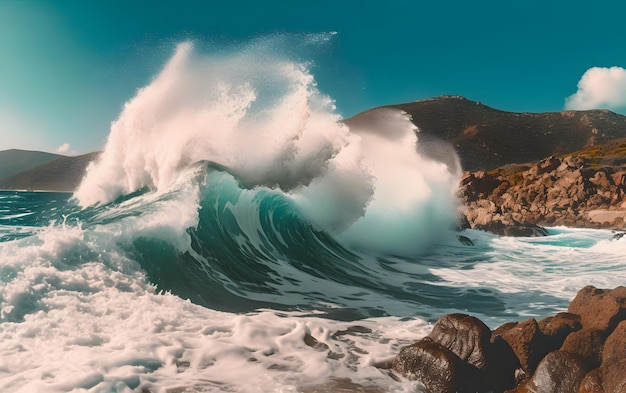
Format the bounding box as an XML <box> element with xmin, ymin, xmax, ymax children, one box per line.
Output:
<box><xmin>1</xmin><ymin>41</ymin><xmax>625</xmax><ymax>393</ymax></box>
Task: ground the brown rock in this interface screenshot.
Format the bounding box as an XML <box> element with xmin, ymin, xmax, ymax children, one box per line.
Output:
<box><xmin>429</xmin><ymin>313</ymin><xmax>518</xmax><ymax>392</ymax></box>
<box><xmin>602</xmin><ymin>321</ymin><xmax>626</xmax><ymax>393</ymax></box>
<box><xmin>461</xmin><ymin>171</ymin><xmax>502</xmax><ymax>202</ymax></box>
<box><xmin>490</xmin><ymin>334</ymin><xmax>522</xmax><ymax>391</ymax></box>
<box><xmin>602</xmin><ymin>364</ymin><xmax>626</xmax><ymax>393</ymax></box>
<box><xmin>579</xmin><ymin>368</ymin><xmax>604</xmax><ymax>393</ymax></box>
<box><xmin>495</xmin><ymin>318</ymin><xmax>548</xmax><ymax>375</ymax></box>
<box><xmin>539</xmin><ymin>312</ymin><xmax>582</xmax><ymax>351</ymax></box>
<box><xmin>536</xmin><ymin>156</ymin><xmax>561</xmax><ymax>175</ymax></box>
<box><xmin>602</xmin><ymin>320</ymin><xmax>626</xmax><ymax>363</ymax></box>
<box><xmin>428</xmin><ymin>313</ymin><xmax>492</xmax><ymax>370</ymax></box>
<box><xmin>603</xmin><ymin>361</ymin><xmax>626</xmax><ymax>393</ymax></box>
<box><xmin>561</xmin><ymin>329</ymin><xmax>605</xmax><ymax>370</ymax></box>
<box><xmin>568</xmin><ymin>286</ymin><xmax>626</xmax><ymax>334</ymax></box>
<box><xmin>492</xmin><ymin>322</ymin><xmax>526</xmax><ymax>385</ymax></box>
<box><xmin>492</xmin><ymin>321</ymin><xmax>518</xmax><ymax>337</ymax></box>
<box><xmin>392</xmin><ymin>338</ymin><xmax>483</xmax><ymax>393</ymax></box>
<box><xmin>589</xmin><ymin>170</ymin><xmax>614</xmax><ymax>190</ymax></box>
<box><xmin>474</xmin><ymin>221</ymin><xmax>549</xmax><ymax>237</ymax></box>
<box><xmin>524</xmin><ymin>350</ymin><xmax>587</xmax><ymax>393</ymax></box>
<box><xmin>503</xmin><ymin>386</ymin><xmax>531</xmax><ymax>393</ymax></box>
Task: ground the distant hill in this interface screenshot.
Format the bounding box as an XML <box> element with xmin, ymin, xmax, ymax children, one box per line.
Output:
<box><xmin>345</xmin><ymin>95</ymin><xmax>626</xmax><ymax>171</ymax></box>
<box><xmin>0</xmin><ymin>149</ymin><xmax>64</xmax><ymax>179</ymax></box>
<box><xmin>0</xmin><ymin>152</ymin><xmax>100</xmax><ymax>192</ymax></box>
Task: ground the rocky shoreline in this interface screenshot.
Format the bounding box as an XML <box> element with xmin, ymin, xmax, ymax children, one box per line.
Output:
<box><xmin>389</xmin><ymin>286</ymin><xmax>625</xmax><ymax>393</ymax></box>
<box><xmin>459</xmin><ymin>153</ymin><xmax>626</xmax><ymax>236</ymax></box>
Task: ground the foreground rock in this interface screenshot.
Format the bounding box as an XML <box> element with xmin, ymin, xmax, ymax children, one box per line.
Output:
<box><xmin>392</xmin><ymin>286</ymin><xmax>626</xmax><ymax>393</ymax></box>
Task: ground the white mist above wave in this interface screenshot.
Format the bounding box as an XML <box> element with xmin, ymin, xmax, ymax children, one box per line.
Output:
<box><xmin>74</xmin><ymin>40</ymin><xmax>461</xmax><ymax>255</ymax></box>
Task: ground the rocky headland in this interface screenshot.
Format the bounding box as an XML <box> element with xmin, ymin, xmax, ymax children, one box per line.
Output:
<box><xmin>460</xmin><ymin>150</ymin><xmax>626</xmax><ymax>233</ymax></box>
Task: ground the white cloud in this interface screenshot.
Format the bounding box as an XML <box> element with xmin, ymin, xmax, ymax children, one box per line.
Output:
<box><xmin>56</xmin><ymin>143</ymin><xmax>71</xmax><ymax>154</ymax></box>
<box><xmin>565</xmin><ymin>66</ymin><xmax>626</xmax><ymax>112</ymax></box>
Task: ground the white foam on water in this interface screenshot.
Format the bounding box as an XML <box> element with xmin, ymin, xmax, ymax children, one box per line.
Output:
<box><xmin>428</xmin><ymin>228</ymin><xmax>626</xmax><ymax>323</ymax></box>
<box><xmin>0</xmin><ymin>223</ymin><xmax>432</xmax><ymax>392</ymax></box>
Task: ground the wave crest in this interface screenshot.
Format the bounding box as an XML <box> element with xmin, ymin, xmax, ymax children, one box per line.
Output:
<box><xmin>74</xmin><ymin>38</ymin><xmax>461</xmax><ymax>256</ymax></box>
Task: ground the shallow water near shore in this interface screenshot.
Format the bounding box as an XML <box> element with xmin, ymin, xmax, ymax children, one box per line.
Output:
<box><xmin>1</xmin><ymin>40</ymin><xmax>625</xmax><ymax>392</ymax></box>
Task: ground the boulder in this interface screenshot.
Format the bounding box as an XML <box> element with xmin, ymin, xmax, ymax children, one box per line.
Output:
<box><xmin>457</xmin><ymin>235</ymin><xmax>474</xmax><ymax>246</ymax></box>
<box><xmin>392</xmin><ymin>338</ymin><xmax>483</xmax><ymax>393</ymax></box>
<box><xmin>589</xmin><ymin>170</ymin><xmax>614</xmax><ymax>190</ymax></box>
<box><xmin>602</xmin><ymin>361</ymin><xmax>626</xmax><ymax>393</ymax></box>
<box><xmin>428</xmin><ymin>314</ymin><xmax>492</xmax><ymax>370</ymax></box>
<box><xmin>560</xmin><ymin>328</ymin><xmax>604</xmax><ymax>370</ymax></box>
<box><xmin>568</xmin><ymin>286</ymin><xmax>626</xmax><ymax>334</ymax></box>
<box><xmin>522</xmin><ymin>350</ymin><xmax>587</xmax><ymax>393</ymax></box>
<box><xmin>536</xmin><ymin>156</ymin><xmax>561</xmax><ymax>175</ymax></box>
<box><xmin>494</xmin><ymin>318</ymin><xmax>547</xmax><ymax>376</ymax></box>
<box><xmin>578</xmin><ymin>369</ymin><xmax>604</xmax><ymax>393</ymax></box>
<box><xmin>538</xmin><ymin>312</ymin><xmax>582</xmax><ymax>351</ymax></box>
<box><xmin>428</xmin><ymin>313</ymin><xmax>518</xmax><ymax>391</ymax></box>
<box><xmin>601</xmin><ymin>320</ymin><xmax>626</xmax><ymax>393</ymax></box>
<box><xmin>490</xmin><ymin>334</ymin><xmax>522</xmax><ymax>391</ymax></box>
<box><xmin>602</xmin><ymin>321</ymin><xmax>626</xmax><ymax>363</ymax></box>
<box><xmin>461</xmin><ymin>171</ymin><xmax>502</xmax><ymax>202</ymax></box>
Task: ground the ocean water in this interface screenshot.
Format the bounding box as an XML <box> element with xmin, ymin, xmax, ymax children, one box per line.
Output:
<box><xmin>1</xmin><ymin>41</ymin><xmax>626</xmax><ymax>393</ymax></box>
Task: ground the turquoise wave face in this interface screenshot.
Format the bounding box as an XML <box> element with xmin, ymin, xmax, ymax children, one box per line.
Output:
<box><xmin>0</xmin><ymin>191</ymin><xmax>75</xmax><ymax>241</ymax></box>
<box><xmin>119</xmin><ymin>171</ymin><xmax>381</xmax><ymax>317</ymax></box>
<box><xmin>76</xmin><ymin>170</ymin><xmax>508</xmax><ymax>320</ymax></box>
<box><xmin>0</xmin><ymin>183</ymin><xmax>554</xmax><ymax>321</ymax></box>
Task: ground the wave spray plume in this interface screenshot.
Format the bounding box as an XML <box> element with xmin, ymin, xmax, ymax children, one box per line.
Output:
<box><xmin>74</xmin><ymin>39</ymin><xmax>461</xmax><ymax>256</ymax></box>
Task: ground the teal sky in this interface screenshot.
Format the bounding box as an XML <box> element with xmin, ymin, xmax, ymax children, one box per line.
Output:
<box><xmin>1</xmin><ymin>0</ymin><xmax>626</xmax><ymax>154</ymax></box>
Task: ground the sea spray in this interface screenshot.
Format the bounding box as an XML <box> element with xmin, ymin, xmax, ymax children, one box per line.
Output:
<box><xmin>334</xmin><ymin>109</ymin><xmax>461</xmax><ymax>254</ymax></box>
<box><xmin>74</xmin><ymin>40</ymin><xmax>462</xmax><ymax>256</ymax></box>
<box><xmin>74</xmin><ymin>41</ymin><xmax>348</xmax><ymax>206</ymax></box>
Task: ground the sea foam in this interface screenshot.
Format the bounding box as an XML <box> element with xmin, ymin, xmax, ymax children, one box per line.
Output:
<box><xmin>74</xmin><ymin>40</ymin><xmax>461</xmax><ymax>256</ymax></box>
